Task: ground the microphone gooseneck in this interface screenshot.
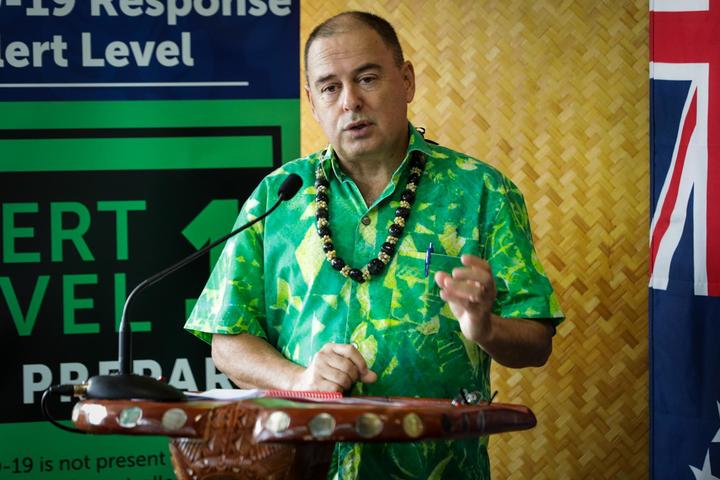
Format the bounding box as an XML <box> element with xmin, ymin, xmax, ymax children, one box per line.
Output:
<box><xmin>81</xmin><ymin>173</ymin><xmax>303</xmax><ymax>401</ymax></box>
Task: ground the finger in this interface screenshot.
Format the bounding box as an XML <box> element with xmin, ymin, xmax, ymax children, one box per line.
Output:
<box><xmin>332</xmin><ymin>344</ymin><xmax>377</xmax><ymax>385</ymax></box>
<box><xmin>319</xmin><ymin>342</ymin><xmax>340</xmax><ymax>354</ymax></box>
<box><xmin>314</xmin><ymin>350</ymin><xmax>358</xmax><ymax>387</ymax></box>
<box><xmin>439</xmin><ymin>285</ymin><xmax>474</xmax><ymax>306</ymax></box>
<box><xmin>435</xmin><ymin>259</ymin><xmax>490</xmax><ymax>288</ymax></box>
<box><xmin>461</xmin><ymin>254</ymin><xmax>491</xmax><ymax>270</ymax></box>
<box><xmin>434</xmin><ymin>270</ymin><xmax>451</xmax><ymax>288</ymax></box>
<box><xmin>325</xmin><ymin>354</ymin><xmax>362</xmax><ymax>383</ymax></box>
<box><xmin>450</xmin><ymin>266</ymin><xmax>492</xmax><ymax>283</ymax></box>
<box><xmin>317</xmin><ymin>363</ymin><xmax>355</xmax><ymax>391</ymax></box>
<box><xmin>442</xmin><ymin>277</ymin><xmax>491</xmax><ymax>304</ymax></box>
<box><xmin>330</xmin><ymin>343</ymin><xmax>370</xmax><ymax>375</ymax></box>
<box><xmin>360</xmin><ymin>370</ymin><xmax>378</xmax><ymax>384</ymax></box>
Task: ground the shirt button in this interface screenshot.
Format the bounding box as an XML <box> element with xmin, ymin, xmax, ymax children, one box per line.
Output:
<box><xmin>361</xmin><ymin>216</ymin><xmax>371</xmax><ymax>226</ymax></box>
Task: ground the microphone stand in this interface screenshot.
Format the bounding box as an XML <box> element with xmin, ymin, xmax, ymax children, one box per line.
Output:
<box><xmin>82</xmin><ymin>175</ymin><xmax>301</xmax><ymax>401</ymax></box>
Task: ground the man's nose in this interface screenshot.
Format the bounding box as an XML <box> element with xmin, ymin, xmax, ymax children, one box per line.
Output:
<box><xmin>342</xmin><ymin>84</ymin><xmax>362</xmax><ymax>112</ymax></box>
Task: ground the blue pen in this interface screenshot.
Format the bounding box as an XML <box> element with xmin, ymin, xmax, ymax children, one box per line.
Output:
<box><xmin>424</xmin><ymin>242</ymin><xmax>434</xmax><ymax>277</ymax></box>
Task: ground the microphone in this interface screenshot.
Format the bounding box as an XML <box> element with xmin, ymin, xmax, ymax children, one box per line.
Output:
<box><xmin>80</xmin><ymin>173</ymin><xmax>303</xmax><ymax>401</ymax></box>
<box><xmin>278</xmin><ymin>172</ymin><xmax>303</xmax><ymax>200</ymax></box>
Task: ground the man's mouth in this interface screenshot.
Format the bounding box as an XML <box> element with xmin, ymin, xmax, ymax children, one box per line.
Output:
<box><xmin>344</xmin><ymin>120</ymin><xmax>372</xmax><ymax>131</ymax></box>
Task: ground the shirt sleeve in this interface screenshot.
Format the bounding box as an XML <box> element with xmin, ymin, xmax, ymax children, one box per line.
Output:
<box><xmin>184</xmin><ymin>180</ymin><xmax>270</xmax><ymax>344</ymax></box>
<box><xmin>482</xmin><ymin>174</ymin><xmax>564</xmax><ymax>325</ymax></box>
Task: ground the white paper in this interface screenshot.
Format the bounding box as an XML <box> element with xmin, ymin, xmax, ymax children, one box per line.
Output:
<box><xmin>184</xmin><ymin>388</ymin><xmax>264</xmax><ymax>401</ymax></box>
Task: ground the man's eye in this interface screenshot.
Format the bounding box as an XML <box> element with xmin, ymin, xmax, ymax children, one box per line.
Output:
<box><xmin>359</xmin><ymin>76</ymin><xmax>376</xmax><ymax>85</ymax></box>
<box><xmin>322</xmin><ymin>85</ymin><xmax>338</xmax><ymax>94</ymax></box>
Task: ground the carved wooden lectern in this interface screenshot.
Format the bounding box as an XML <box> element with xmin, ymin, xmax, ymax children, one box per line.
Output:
<box><xmin>72</xmin><ymin>393</ymin><xmax>536</xmax><ymax>480</ymax></box>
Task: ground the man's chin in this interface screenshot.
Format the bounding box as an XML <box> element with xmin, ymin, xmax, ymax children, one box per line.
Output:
<box><xmin>337</xmin><ymin>140</ymin><xmax>380</xmax><ymax>161</ymax></box>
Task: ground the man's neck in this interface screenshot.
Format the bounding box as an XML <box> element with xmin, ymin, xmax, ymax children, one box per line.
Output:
<box><xmin>334</xmin><ymin>132</ymin><xmax>410</xmax><ymax>206</ymax></box>
<box><xmin>338</xmin><ymin>153</ymin><xmax>404</xmax><ymax>207</ymax></box>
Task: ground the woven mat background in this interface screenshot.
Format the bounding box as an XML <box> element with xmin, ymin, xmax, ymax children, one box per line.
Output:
<box><xmin>300</xmin><ymin>1</ymin><xmax>649</xmax><ymax>478</ymax></box>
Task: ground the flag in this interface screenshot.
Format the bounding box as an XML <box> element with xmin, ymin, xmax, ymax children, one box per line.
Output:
<box><xmin>650</xmin><ymin>0</ymin><xmax>720</xmax><ymax>478</ymax></box>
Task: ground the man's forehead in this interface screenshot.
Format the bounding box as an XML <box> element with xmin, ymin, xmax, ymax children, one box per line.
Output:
<box><xmin>306</xmin><ymin>27</ymin><xmax>391</xmax><ymax>79</ymax></box>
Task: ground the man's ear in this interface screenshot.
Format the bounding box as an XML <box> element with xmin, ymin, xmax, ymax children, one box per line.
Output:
<box><xmin>401</xmin><ymin>61</ymin><xmax>416</xmax><ymax>103</ymax></box>
<box><xmin>305</xmin><ymin>84</ymin><xmax>320</xmax><ymax>122</ymax></box>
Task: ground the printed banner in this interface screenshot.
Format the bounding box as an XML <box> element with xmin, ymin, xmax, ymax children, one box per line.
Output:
<box><xmin>649</xmin><ymin>0</ymin><xmax>720</xmax><ymax>478</ymax></box>
<box><xmin>0</xmin><ymin>1</ymin><xmax>300</xmax><ymax>478</ymax></box>
<box><xmin>0</xmin><ymin>0</ymin><xmax>298</xmax><ymax>100</ymax></box>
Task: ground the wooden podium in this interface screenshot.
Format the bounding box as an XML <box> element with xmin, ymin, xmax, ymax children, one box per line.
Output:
<box><xmin>72</xmin><ymin>393</ymin><xmax>536</xmax><ymax>479</ymax></box>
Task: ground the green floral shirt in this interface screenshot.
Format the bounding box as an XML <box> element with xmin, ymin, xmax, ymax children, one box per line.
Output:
<box><xmin>185</xmin><ymin>124</ymin><xmax>563</xmax><ymax>479</ymax></box>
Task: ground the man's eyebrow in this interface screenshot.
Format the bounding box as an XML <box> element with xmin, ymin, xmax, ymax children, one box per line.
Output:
<box><xmin>352</xmin><ymin>63</ymin><xmax>382</xmax><ymax>75</ymax></box>
<box><xmin>314</xmin><ymin>73</ymin><xmax>337</xmax><ymax>87</ymax></box>
<box><xmin>313</xmin><ymin>63</ymin><xmax>383</xmax><ymax>88</ymax></box>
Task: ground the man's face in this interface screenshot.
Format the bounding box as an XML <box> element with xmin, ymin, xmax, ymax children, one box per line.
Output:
<box><xmin>305</xmin><ymin>26</ymin><xmax>415</xmax><ymax>165</ymax></box>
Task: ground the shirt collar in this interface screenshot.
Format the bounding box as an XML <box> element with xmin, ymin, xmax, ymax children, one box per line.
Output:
<box><xmin>319</xmin><ymin>122</ymin><xmax>434</xmax><ymax>183</ymax></box>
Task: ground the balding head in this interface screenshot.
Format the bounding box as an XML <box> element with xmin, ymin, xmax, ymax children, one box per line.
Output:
<box><xmin>304</xmin><ymin>12</ymin><xmax>405</xmax><ymax>82</ymax></box>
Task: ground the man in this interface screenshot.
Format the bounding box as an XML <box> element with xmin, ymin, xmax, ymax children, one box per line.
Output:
<box><xmin>185</xmin><ymin>11</ymin><xmax>563</xmax><ymax>479</ymax></box>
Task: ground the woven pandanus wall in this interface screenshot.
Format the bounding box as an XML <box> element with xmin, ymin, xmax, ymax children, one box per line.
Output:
<box><xmin>300</xmin><ymin>1</ymin><xmax>649</xmax><ymax>478</ymax></box>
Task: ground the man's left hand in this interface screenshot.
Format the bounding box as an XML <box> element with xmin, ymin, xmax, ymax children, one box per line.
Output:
<box><xmin>434</xmin><ymin>254</ymin><xmax>496</xmax><ymax>344</ymax></box>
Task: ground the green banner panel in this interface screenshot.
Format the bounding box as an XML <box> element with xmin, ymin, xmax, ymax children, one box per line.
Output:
<box><xmin>0</xmin><ymin>99</ymin><xmax>299</xmax><ymax>172</ymax></box>
<box><xmin>1</xmin><ymin>3</ymin><xmax>301</xmax><ymax>478</ymax></box>
<box><xmin>0</xmin><ymin>422</ymin><xmax>175</xmax><ymax>479</ymax></box>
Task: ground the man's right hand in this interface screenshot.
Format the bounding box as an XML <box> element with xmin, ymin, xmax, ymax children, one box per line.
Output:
<box><xmin>291</xmin><ymin>343</ymin><xmax>378</xmax><ymax>392</ymax></box>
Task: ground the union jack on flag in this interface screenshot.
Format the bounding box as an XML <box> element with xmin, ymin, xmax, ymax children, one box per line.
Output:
<box><xmin>650</xmin><ymin>0</ymin><xmax>720</xmax><ymax>296</ymax></box>
<box><xmin>650</xmin><ymin>1</ymin><xmax>720</xmax><ymax>479</ymax></box>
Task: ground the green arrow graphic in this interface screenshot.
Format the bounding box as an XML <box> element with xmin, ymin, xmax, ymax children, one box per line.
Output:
<box><xmin>182</xmin><ymin>199</ymin><xmax>240</xmax><ymax>319</ymax></box>
<box><xmin>182</xmin><ymin>199</ymin><xmax>240</xmax><ymax>271</ymax></box>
